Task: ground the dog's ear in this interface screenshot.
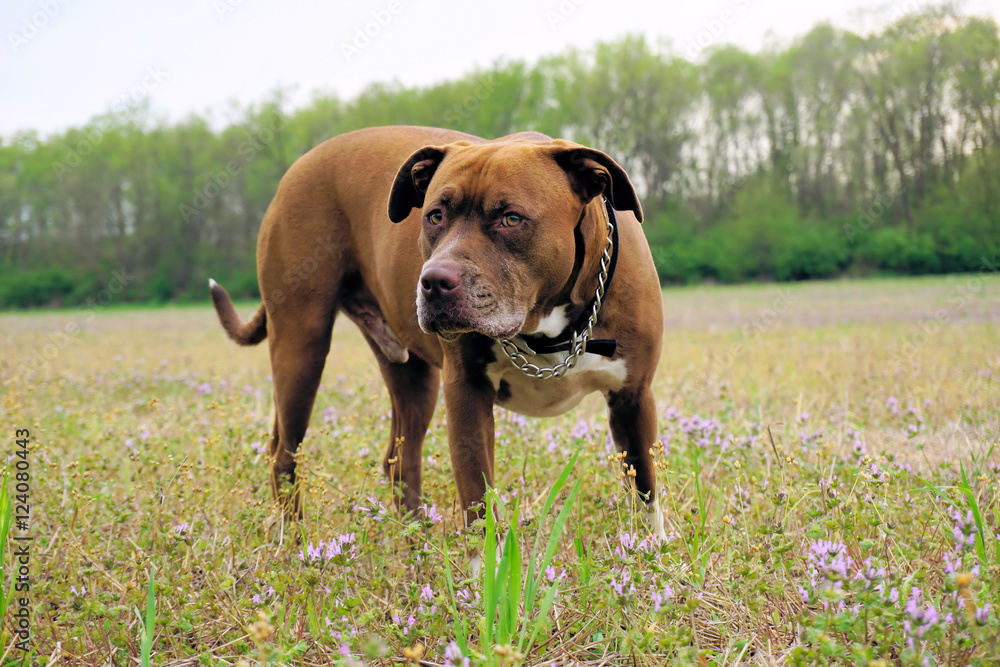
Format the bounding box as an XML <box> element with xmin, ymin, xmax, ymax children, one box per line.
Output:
<box><xmin>387</xmin><ymin>146</ymin><xmax>447</xmax><ymax>223</ymax></box>
<box><xmin>549</xmin><ymin>142</ymin><xmax>643</xmax><ymax>223</ymax></box>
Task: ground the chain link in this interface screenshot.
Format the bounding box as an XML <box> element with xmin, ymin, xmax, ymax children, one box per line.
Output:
<box><xmin>497</xmin><ymin>202</ymin><xmax>614</xmax><ymax>379</ymax></box>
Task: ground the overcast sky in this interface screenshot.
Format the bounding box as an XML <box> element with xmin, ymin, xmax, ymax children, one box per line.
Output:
<box><xmin>2</xmin><ymin>0</ymin><xmax>998</xmax><ymax>138</ymax></box>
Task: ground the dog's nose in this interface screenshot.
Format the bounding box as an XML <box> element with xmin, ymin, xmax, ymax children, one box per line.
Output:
<box><xmin>419</xmin><ymin>262</ymin><xmax>463</xmax><ymax>300</ymax></box>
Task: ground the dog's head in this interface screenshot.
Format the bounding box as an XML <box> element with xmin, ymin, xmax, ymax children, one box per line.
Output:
<box><xmin>387</xmin><ymin>139</ymin><xmax>642</xmax><ymax>340</ymax></box>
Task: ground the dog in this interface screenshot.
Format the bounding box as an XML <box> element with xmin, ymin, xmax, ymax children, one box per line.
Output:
<box><xmin>209</xmin><ymin>126</ymin><xmax>665</xmax><ymax>537</ymax></box>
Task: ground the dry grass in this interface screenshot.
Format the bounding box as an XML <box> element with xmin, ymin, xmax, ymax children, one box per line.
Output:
<box><xmin>0</xmin><ymin>274</ymin><xmax>997</xmax><ymax>666</ymax></box>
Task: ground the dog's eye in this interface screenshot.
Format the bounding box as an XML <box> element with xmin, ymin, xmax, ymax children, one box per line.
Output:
<box><xmin>500</xmin><ymin>213</ymin><xmax>523</xmax><ymax>228</ymax></box>
<box><xmin>428</xmin><ymin>211</ymin><xmax>443</xmax><ymax>225</ymax></box>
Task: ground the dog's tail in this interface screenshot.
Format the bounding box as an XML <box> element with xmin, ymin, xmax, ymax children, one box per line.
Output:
<box><xmin>208</xmin><ymin>278</ymin><xmax>267</xmax><ymax>346</ymax></box>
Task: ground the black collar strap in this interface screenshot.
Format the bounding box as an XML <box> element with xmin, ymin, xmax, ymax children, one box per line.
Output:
<box><xmin>520</xmin><ymin>197</ymin><xmax>620</xmax><ymax>359</ymax></box>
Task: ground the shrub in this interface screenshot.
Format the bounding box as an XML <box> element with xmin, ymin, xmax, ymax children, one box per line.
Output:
<box><xmin>859</xmin><ymin>228</ymin><xmax>940</xmax><ymax>274</ymax></box>
<box><xmin>773</xmin><ymin>223</ymin><xmax>850</xmax><ymax>281</ymax></box>
<box><xmin>0</xmin><ymin>267</ymin><xmax>78</xmax><ymax>308</ymax></box>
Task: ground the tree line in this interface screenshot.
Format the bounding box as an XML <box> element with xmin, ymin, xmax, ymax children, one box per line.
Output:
<box><xmin>1</xmin><ymin>5</ymin><xmax>998</xmax><ymax>308</ymax></box>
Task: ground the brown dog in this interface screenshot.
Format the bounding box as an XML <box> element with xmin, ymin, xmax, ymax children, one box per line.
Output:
<box><xmin>210</xmin><ymin>126</ymin><xmax>665</xmax><ymax>536</ymax></box>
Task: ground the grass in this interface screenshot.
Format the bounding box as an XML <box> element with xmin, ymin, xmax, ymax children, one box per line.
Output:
<box><xmin>0</xmin><ymin>467</ymin><xmax>15</xmax><ymax>626</ymax></box>
<box><xmin>0</xmin><ymin>273</ymin><xmax>998</xmax><ymax>665</ymax></box>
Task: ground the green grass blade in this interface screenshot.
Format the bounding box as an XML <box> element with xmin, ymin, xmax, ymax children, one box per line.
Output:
<box><xmin>493</xmin><ymin>548</ymin><xmax>510</xmax><ymax>644</ymax></box>
<box><xmin>958</xmin><ymin>461</ymin><xmax>988</xmax><ymax>564</ymax></box>
<box><xmin>519</xmin><ymin>478</ymin><xmax>581</xmax><ymax>652</ymax></box>
<box><xmin>915</xmin><ymin>470</ymin><xmax>990</xmax><ymax>565</ymax></box>
<box><xmin>537</xmin><ymin>480</ymin><xmax>582</xmax><ymax>583</ymax></box>
<box><xmin>0</xmin><ymin>469</ymin><xmax>14</xmax><ymax>620</ymax></box>
<box><xmin>141</xmin><ymin>565</ymin><xmax>156</xmax><ymax>667</ymax></box>
<box><xmin>524</xmin><ymin>582</ymin><xmax>560</xmax><ymax>657</ymax></box>
<box><xmin>504</xmin><ymin>522</ymin><xmax>521</xmax><ymax>641</ymax></box>
<box><xmin>441</xmin><ymin>541</ymin><xmax>471</xmax><ymax>658</ymax></box>
<box><xmin>524</xmin><ymin>450</ymin><xmax>579</xmax><ymax>611</ymax></box>
<box><xmin>573</xmin><ymin>489</ymin><xmax>591</xmax><ymax>587</ymax></box>
<box><xmin>306</xmin><ymin>597</ymin><xmax>319</xmax><ymax>638</ymax></box>
<box><xmin>483</xmin><ymin>491</ymin><xmax>497</xmax><ymax>648</ymax></box>
<box><xmin>573</xmin><ymin>533</ymin><xmax>590</xmax><ymax>587</ymax></box>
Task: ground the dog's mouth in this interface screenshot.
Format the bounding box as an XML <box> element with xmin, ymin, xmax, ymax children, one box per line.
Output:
<box><xmin>417</xmin><ymin>299</ymin><xmax>523</xmax><ymax>340</ymax></box>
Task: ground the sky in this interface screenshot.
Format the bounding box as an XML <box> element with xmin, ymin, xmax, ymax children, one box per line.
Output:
<box><xmin>2</xmin><ymin>0</ymin><xmax>998</xmax><ymax>138</ymax></box>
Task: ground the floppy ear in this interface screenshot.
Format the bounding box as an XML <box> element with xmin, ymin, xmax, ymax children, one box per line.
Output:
<box><xmin>549</xmin><ymin>142</ymin><xmax>643</xmax><ymax>223</ymax></box>
<box><xmin>387</xmin><ymin>146</ymin><xmax>447</xmax><ymax>223</ymax></box>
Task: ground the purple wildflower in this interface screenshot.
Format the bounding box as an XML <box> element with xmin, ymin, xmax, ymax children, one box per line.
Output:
<box><xmin>355</xmin><ymin>496</ymin><xmax>388</xmax><ymax>522</ymax></box>
<box><xmin>507</xmin><ymin>412</ymin><xmax>528</xmax><ymax>428</ymax></box>
<box><xmin>853</xmin><ymin>557</ymin><xmax>885</xmax><ymax>591</ymax></box>
<box><xmin>802</xmin><ymin>539</ymin><xmax>852</xmax><ymax>609</ymax></box>
<box><xmin>904</xmin><ymin>588</ymin><xmax>940</xmax><ymax>647</ymax></box>
<box><xmin>951</xmin><ymin>509</ymin><xmax>977</xmax><ymax>552</ymax></box>
<box><xmin>444</xmin><ymin>640</ymin><xmax>470</xmax><ymax>667</ymax></box>
<box><xmin>421</xmin><ymin>503</ymin><xmax>443</xmax><ymax>525</ymax></box>
<box><xmin>886</xmin><ymin>396</ymin><xmax>899</xmax><ymax>415</ymax></box>
<box><xmin>610</xmin><ymin>567</ymin><xmax>635</xmax><ymax>597</ymax></box>
<box><xmin>298</xmin><ymin>533</ymin><xmax>357</xmax><ymax>562</ymax></box>
<box><xmin>651</xmin><ymin>583</ymin><xmax>674</xmax><ymax>612</ymax></box>
<box><xmin>976</xmin><ymin>604</ymin><xmax>990</xmax><ymax>625</ymax></box>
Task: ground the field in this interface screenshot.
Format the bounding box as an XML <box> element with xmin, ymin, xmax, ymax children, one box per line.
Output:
<box><xmin>1</xmin><ymin>274</ymin><xmax>998</xmax><ymax>666</ymax></box>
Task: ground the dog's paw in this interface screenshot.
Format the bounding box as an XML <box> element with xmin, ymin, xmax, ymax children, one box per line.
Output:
<box><xmin>467</xmin><ymin>533</ymin><xmax>506</xmax><ymax>579</ymax></box>
<box><xmin>645</xmin><ymin>497</ymin><xmax>667</xmax><ymax>541</ymax></box>
<box><xmin>469</xmin><ymin>552</ymin><xmax>483</xmax><ymax>579</ymax></box>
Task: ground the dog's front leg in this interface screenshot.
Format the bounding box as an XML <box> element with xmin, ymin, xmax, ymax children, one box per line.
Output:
<box><xmin>607</xmin><ymin>385</ymin><xmax>667</xmax><ymax>539</ymax></box>
<box><xmin>442</xmin><ymin>353</ymin><xmax>497</xmax><ymax>529</ymax></box>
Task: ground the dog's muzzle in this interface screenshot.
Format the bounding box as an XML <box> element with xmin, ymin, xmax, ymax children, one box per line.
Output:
<box><xmin>416</xmin><ymin>260</ymin><xmax>522</xmax><ymax>339</ymax></box>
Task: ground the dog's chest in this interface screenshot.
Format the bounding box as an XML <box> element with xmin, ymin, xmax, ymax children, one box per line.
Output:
<box><xmin>485</xmin><ymin>340</ymin><xmax>627</xmax><ymax>418</ymax></box>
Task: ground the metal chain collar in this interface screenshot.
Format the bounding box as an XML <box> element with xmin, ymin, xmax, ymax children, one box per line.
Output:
<box><xmin>497</xmin><ymin>201</ymin><xmax>615</xmax><ymax>380</ymax></box>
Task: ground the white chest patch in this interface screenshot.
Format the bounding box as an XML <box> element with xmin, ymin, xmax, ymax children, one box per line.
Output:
<box><xmin>486</xmin><ymin>339</ymin><xmax>628</xmax><ymax>418</ymax></box>
<box><xmin>525</xmin><ymin>305</ymin><xmax>570</xmax><ymax>337</ymax></box>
